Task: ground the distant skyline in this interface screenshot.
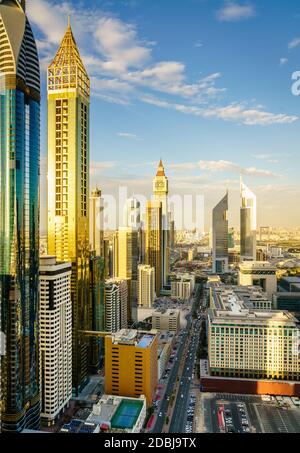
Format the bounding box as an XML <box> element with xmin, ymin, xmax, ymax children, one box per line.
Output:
<box><xmin>26</xmin><ymin>0</ymin><xmax>300</xmax><ymax>232</ymax></box>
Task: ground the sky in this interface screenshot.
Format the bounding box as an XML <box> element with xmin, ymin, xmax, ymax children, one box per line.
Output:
<box><xmin>25</xmin><ymin>0</ymin><xmax>300</xmax><ymax>232</ymax></box>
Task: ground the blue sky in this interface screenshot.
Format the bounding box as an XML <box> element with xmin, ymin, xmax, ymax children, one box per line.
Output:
<box><xmin>26</xmin><ymin>0</ymin><xmax>300</xmax><ymax>231</ymax></box>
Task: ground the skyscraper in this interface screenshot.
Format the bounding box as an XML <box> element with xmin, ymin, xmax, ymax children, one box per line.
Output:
<box><xmin>113</xmin><ymin>227</ymin><xmax>139</xmax><ymax>323</ymax></box>
<box><xmin>0</xmin><ymin>0</ymin><xmax>41</xmax><ymax>432</ymax></box>
<box><xmin>153</xmin><ymin>160</ymin><xmax>170</xmax><ymax>288</ymax></box>
<box><xmin>240</xmin><ymin>180</ymin><xmax>257</xmax><ymax>262</ymax></box>
<box><xmin>47</xmin><ymin>21</ymin><xmax>90</xmax><ymax>394</ymax></box>
<box><xmin>39</xmin><ymin>256</ymin><xmax>72</xmax><ymax>426</ymax></box>
<box><xmin>138</xmin><ymin>265</ymin><xmax>155</xmax><ymax>308</ymax></box>
<box><xmin>146</xmin><ymin>201</ymin><xmax>162</xmax><ymax>296</ymax></box>
<box><xmin>212</xmin><ymin>192</ymin><xmax>229</xmax><ymax>274</ymax></box>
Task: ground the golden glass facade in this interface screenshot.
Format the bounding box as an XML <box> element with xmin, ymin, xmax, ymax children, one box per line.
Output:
<box><xmin>145</xmin><ymin>201</ymin><xmax>162</xmax><ymax>296</ymax></box>
<box><xmin>47</xmin><ymin>22</ymin><xmax>90</xmax><ymax>394</ymax></box>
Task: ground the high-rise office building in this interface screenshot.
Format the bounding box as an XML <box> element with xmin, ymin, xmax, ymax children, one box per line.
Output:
<box><xmin>113</xmin><ymin>227</ymin><xmax>139</xmax><ymax>322</ymax></box>
<box><xmin>90</xmin><ymin>188</ymin><xmax>104</xmax><ymax>257</ymax></box>
<box><xmin>105</xmin><ymin>279</ymin><xmax>128</xmax><ymax>333</ymax></box>
<box><xmin>146</xmin><ymin>201</ymin><xmax>162</xmax><ymax>296</ymax></box>
<box><xmin>39</xmin><ymin>256</ymin><xmax>72</xmax><ymax>426</ymax></box>
<box><xmin>212</xmin><ymin>193</ymin><xmax>229</xmax><ymax>274</ymax></box>
<box><xmin>138</xmin><ymin>265</ymin><xmax>155</xmax><ymax>308</ymax></box>
<box><xmin>47</xmin><ymin>21</ymin><xmax>90</xmax><ymax>394</ymax></box>
<box><xmin>240</xmin><ymin>180</ymin><xmax>257</xmax><ymax>262</ymax></box>
<box><xmin>105</xmin><ymin>329</ymin><xmax>158</xmax><ymax>406</ymax></box>
<box><xmin>153</xmin><ymin>160</ymin><xmax>170</xmax><ymax>288</ymax></box>
<box><xmin>0</xmin><ymin>0</ymin><xmax>41</xmax><ymax>432</ymax></box>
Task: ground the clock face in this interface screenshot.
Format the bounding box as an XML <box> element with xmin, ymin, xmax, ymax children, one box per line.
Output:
<box><xmin>156</xmin><ymin>181</ymin><xmax>164</xmax><ymax>189</ymax></box>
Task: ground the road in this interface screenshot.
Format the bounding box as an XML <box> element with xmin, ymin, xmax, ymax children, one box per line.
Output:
<box><xmin>169</xmin><ymin>318</ymin><xmax>200</xmax><ymax>433</ymax></box>
<box><xmin>152</xmin><ymin>315</ymin><xmax>192</xmax><ymax>433</ymax></box>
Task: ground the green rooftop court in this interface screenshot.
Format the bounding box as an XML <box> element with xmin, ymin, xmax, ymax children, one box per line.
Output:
<box><xmin>111</xmin><ymin>399</ymin><xmax>143</xmax><ymax>430</ymax></box>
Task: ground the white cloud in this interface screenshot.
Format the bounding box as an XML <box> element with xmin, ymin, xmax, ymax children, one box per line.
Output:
<box><xmin>194</xmin><ymin>41</ymin><xmax>204</xmax><ymax>48</ymax></box>
<box><xmin>27</xmin><ymin>0</ymin><xmax>297</xmax><ymax>127</ymax></box>
<box><xmin>140</xmin><ymin>95</ymin><xmax>298</xmax><ymax>126</ymax></box>
<box><xmin>117</xmin><ymin>132</ymin><xmax>141</xmax><ymax>141</ymax></box>
<box><xmin>216</xmin><ymin>1</ymin><xmax>256</xmax><ymax>22</ymax></box>
<box><xmin>288</xmin><ymin>37</ymin><xmax>300</xmax><ymax>50</ymax></box>
<box><xmin>168</xmin><ymin>160</ymin><xmax>280</xmax><ymax>178</ymax></box>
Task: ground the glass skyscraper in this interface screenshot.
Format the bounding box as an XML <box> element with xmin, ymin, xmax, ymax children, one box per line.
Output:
<box><xmin>212</xmin><ymin>192</ymin><xmax>229</xmax><ymax>274</ymax></box>
<box><xmin>0</xmin><ymin>0</ymin><xmax>40</xmax><ymax>432</ymax></box>
<box><xmin>240</xmin><ymin>180</ymin><xmax>257</xmax><ymax>262</ymax></box>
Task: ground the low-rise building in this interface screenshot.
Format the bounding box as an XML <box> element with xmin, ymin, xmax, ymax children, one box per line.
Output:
<box><xmin>152</xmin><ymin>309</ymin><xmax>180</xmax><ymax>333</ymax></box>
<box><xmin>239</xmin><ymin>261</ymin><xmax>277</xmax><ymax>299</ymax></box>
<box><xmin>208</xmin><ymin>282</ymin><xmax>300</xmax><ymax>381</ymax></box>
<box><xmin>86</xmin><ymin>394</ymin><xmax>146</xmax><ymax>433</ymax></box>
<box><xmin>170</xmin><ymin>273</ymin><xmax>195</xmax><ymax>300</ymax></box>
<box><xmin>105</xmin><ymin>329</ymin><xmax>158</xmax><ymax>406</ymax></box>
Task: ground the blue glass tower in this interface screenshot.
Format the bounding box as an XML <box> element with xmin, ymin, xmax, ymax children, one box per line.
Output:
<box><xmin>0</xmin><ymin>0</ymin><xmax>40</xmax><ymax>432</ymax></box>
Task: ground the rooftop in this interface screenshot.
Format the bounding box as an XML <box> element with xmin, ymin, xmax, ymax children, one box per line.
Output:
<box><xmin>111</xmin><ymin>399</ymin><xmax>143</xmax><ymax>430</ymax></box>
<box><xmin>111</xmin><ymin>329</ymin><xmax>157</xmax><ymax>348</ymax></box>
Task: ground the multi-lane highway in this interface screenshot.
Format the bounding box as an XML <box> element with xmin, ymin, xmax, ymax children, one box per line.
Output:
<box><xmin>169</xmin><ymin>319</ymin><xmax>200</xmax><ymax>433</ymax></box>
<box><xmin>152</xmin><ymin>315</ymin><xmax>192</xmax><ymax>433</ymax></box>
<box><xmin>152</xmin><ymin>285</ymin><xmax>202</xmax><ymax>433</ymax></box>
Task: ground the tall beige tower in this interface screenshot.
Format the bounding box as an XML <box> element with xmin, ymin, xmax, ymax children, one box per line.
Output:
<box><xmin>153</xmin><ymin>160</ymin><xmax>169</xmax><ymax>288</ymax></box>
<box><xmin>47</xmin><ymin>21</ymin><xmax>90</xmax><ymax>394</ymax></box>
<box><xmin>146</xmin><ymin>201</ymin><xmax>162</xmax><ymax>296</ymax></box>
<box><xmin>113</xmin><ymin>227</ymin><xmax>139</xmax><ymax>323</ymax></box>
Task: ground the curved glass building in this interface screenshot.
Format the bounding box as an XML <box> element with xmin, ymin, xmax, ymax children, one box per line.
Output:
<box><xmin>0</xmin><ymin>0</ymin><xmax>40</xmax><ymax>431</ymax></box>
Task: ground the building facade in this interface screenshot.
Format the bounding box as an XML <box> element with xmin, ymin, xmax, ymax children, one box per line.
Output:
<box><xmin>212</xmin><ymin>192</ymin><xmax>229</xmax><ymax>274</ymax></box>
<box><xmin>47</xmin><ymin>22</ymin><xmax>90</xmax><ymax>394</ymax></box>
<box><xmin>138</xmin><ymin>265</ymin><xmax>155</xmax><ymax>308</ymax></box>
<box><xmin>240</xmin><ymin>181</ymin><xmax>257</xmax><ymax>262</ymax></box>
<box><xmin>105</xmin><ymin>279</ymin><xmax>128</xmax><ymax>333</ymax></box>
<box><xmin>146</xmin><ymin>201</ymin><xmax>162</xmax><ymax>296</ymax></box>
<box><xmin>208</xmin><ymin>283</ymin><xmax>300</xmax><ymax>381</ymax></box>
<box><xmin>171</xmin><ymin>274</ymin><xmax>195</xmax><ymax>301</ymax></box>
<box><xmin>105</xmin><ymin>329</ymin><xmax>158</xmax><ymax>406</ymax></box>
<box><xmin>39</xmin><ymin>256</ymin><xmax>72</xmax><ymax>425</ymax></box>
<box><xmin>0</xmin><ymin>0</ymin><xmax>41</xmax><ymax>432</ymax></box>
<box><xmin>152</xmin><ymin>309</ymin><xmax>180</xmax><ymax>333</ymax></box>
<box><xmin>239</xmin><ymin>261</ymin><xmax>277</xmax><ymax>299</ymax></box>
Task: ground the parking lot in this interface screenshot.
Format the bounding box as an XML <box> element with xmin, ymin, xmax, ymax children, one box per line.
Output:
<box><xmin>201</xmin><ymin>393</ymin><xmax>300</xmax><ymax>433</ymax></box>
<box><xmin>185</xmin><ymin>394</ymin><xmax>196</xmax><ymax>433</ymax></box>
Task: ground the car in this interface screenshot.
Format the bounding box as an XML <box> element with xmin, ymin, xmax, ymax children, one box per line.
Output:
<box><xmin>181</xmin><ymin>394</ymin><xmax>184</xmax><ymax>398</ymax></box>
<box><xmin>159</xmin><ymin>412</ymin><xmax>163</xmax><ymax>417</ymax></box>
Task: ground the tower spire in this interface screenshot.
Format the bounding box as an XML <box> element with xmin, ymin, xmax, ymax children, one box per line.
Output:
<box><xmin>156</xmin><ymin>159</ymin><xmax>165</xmax><ymax>177</ymax></box>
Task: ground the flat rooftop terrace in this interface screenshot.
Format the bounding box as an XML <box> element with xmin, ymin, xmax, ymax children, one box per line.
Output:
<box><xmin>111</xmin><ymin>399</ymin><xmax>143</xmax><ymax>430</ymax></box>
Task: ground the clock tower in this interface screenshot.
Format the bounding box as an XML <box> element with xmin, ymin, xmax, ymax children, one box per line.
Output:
<box><xmin>153</xmin><ymin>160</ymin><xmax>170</xmax><ymax>288</ymax></box>
<box><xmin>153</xmin><ymin>159</ymin><xmax>168</xmax><ymax>206</ymax></box>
